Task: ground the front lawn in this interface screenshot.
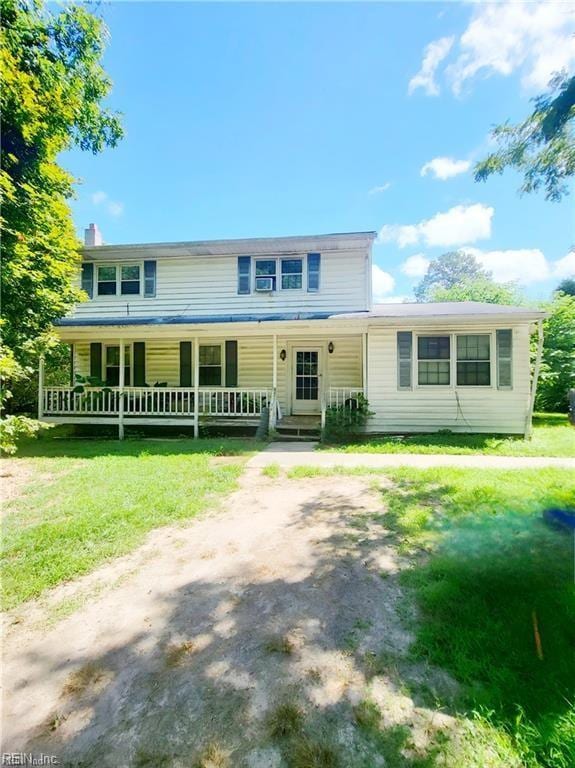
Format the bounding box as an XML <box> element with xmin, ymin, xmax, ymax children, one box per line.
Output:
<box><xmin>1</xmin><ymin>437</ymin><xmax>258</xmax><ymax>609</ymax></box>
<box><xmin>321</xmin><ymin>412</ymin><xmax>575</xmax><ymax>457</ymax></box>
<box><xmin>288</xmin><ymin>464</ymin><xmax>575</xmax><ymax>768</ymax></box>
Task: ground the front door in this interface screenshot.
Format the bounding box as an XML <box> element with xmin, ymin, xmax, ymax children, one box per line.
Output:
<box><xmin>292</xmin><ymin>348</ymin><xmax>321</xmax><ymax>414</ymax></box>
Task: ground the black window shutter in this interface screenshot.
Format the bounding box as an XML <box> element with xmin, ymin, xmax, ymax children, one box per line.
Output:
<box><xmin>225</xmin><ymin>340</ymin><xmax>238</xmax><ymax>386</ymax></box>
<box><xmin>81</xmin><ymin>263</ymin><xmax>94</xmax><ymax>298</ymax></box>
<box><xmin>307</xmin><ymin>252</ymin><xmax>321</xmax><ymax>292</ymax></box>
<box><xmin>69</xmin><ymin>344</ymin><xmax>75</xmax><ymax>386</ymax></box>
<box><xmin>90</xmin><ymin>342</ymin><xmax>102</xmax><ymax>381</ymax></box>
<box><xmin>144</xmin><ymin>261</ymin><xmax>156</xmax><ymax>297</ymax></box>
<box><xmin>180</xmin><ymin>341</ymin><xmax>192</xmax><ymax>387</ymax></box>
<box><xmin>238</xmin><ymin>256</ymin><xmax>251</xmax><ymax>294</ymax></box>
<box><xmin>133</xmin><ymin>342</ymin><xmax>146</xmax><ymax>386</ymax></box>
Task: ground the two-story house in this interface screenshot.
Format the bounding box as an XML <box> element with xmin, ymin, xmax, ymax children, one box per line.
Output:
<box><xmin>39</xmin><ymin>224</ymin><xmax>545</xmax><ymax>437</ymax></box>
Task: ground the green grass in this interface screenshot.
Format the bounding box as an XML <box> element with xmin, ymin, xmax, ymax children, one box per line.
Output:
<box><xmin>379</xmin><ymin>467</ymin><xmax>575</xmax><ymax>768</ymax></box>
<box><xmin>320</xmin><ymin>412</ymin><xmax>575</xmax><ymax>457</ymax></box>
<box><xmin>1</xmin><ymin>437</ymin><xmax>257</xmax><ymax>609</ymax></box>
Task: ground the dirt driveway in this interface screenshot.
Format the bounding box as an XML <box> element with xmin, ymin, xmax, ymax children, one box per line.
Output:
<box><xmin>2</xmin><ymin>470</ymin><xmax>456</xmax><ymax>767</ymax></box>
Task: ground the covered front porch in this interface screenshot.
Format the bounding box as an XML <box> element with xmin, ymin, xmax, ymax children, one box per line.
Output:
<box><xmin>40</xmin><ymin>326</ymin><xmax>366</xmax><ymax>437</ymax></box>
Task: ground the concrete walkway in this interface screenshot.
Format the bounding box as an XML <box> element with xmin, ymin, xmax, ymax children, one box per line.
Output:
<box><xmin>247</xmin><ymin>442</ymin><xmax>575</xmax><ymax>470</ymax></box>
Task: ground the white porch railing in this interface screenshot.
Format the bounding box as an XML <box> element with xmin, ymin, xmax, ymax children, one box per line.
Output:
<box><xmin>41</xmin><ymin>387</ymin><xmax>270</xmax><ymax>418</ymax></box>
<box><xmin>327</xmin><ymin>387</ymin><xmax>365</xmax><ymax>408</ymax></box>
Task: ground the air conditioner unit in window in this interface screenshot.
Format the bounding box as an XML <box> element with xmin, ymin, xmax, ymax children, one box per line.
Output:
<box><xmin>255</xmin><ymin>277</ymin><xmax>274</xmax><ymax>292</ymax></box>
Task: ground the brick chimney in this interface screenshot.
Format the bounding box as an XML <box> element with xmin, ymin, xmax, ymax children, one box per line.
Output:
<box><xmin>84</xmin><ymin>223</ymin><xmax>103</xmax><ymax>247</ymax></box>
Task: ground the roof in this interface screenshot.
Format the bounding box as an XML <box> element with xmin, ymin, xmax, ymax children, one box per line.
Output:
<box><xmin>56</xmin><ymin>301</ymin><xmax>545</xmax><ymax>328</ymax></box>
<box><xmin>337</xmin><ymin>301</ymin><xmax>546</xmax><ymax>320</ymax></box>
<box><xmin>83</xmin><ymin>231</ymin><xmax>378</xmax><ymax>260</ymax></box>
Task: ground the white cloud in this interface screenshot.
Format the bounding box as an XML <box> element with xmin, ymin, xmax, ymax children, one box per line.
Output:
<box><xmin>91</xmin><ymin>190</ymin><xmax>124</xmax><ymax>218</ymax></box>
<box><xmin>91</xmin><ymin>191</ymin><xmax>107</xmax><ymax>205</ymax></box>
<box><xmin>553</xmin><ymin>249</ymin><xmax>575</xmax><ymax>279</ymax></box>
<box><xmin>107</xmin><ymin>201</ymin><xmax>124</xmax><ymax>217</ymax></box>
<box><xmin>372</xmin><ymin>265</ymin><xmax>396</xmax><ymax>302</ymax></box>
<box><xmin>376</xmin><ymin>295</ymin><xmax>411</xmax><ymax>305</ymax></box>
<box><xmin>401</xmin><ymin>254</ymin><xmax>430</xmax><ymax>279</ymax></box>
<box><xmin>379</xmin><ymin>203</ymin><xmax>494</xmax><ymax>249</ymax></box>
<box><xmin>368</xmin><ymin>182</ymin><xmax>392</xmax><ymax>195</ymax></box>
<box><xmin>411</xmin><ymin>2</ymin><xmax>575</xmax><ymax>96</ymax></box>
<box><xmin>421</xmin><ymin>156</ymin><xmax>471</xmax><ymax>180</ymax></box>
<box><xmin>408</xmin><ymin>36</ymin><xmax>455</xmax><ymax>96</ymax></box>
<box><xmin>464</xmin><ymin>246</ymin><xmax>550</xmax><ymax>284</ymax></box>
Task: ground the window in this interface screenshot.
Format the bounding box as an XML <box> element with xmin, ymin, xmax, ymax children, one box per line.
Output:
<box><xmin>255</xmin><ymin>259</ymin><xmax>277</xmax><ymax>291</ymax></box>
<box><xmin>418</xmin><ymin>336</ymin><xmax>450</xmax><ymax>385</ymax></box>
<box><xmin>97</xmin><ymin>264</ymin><xmax>143</xmax><ymax>296</ymax></box>
<box><xmin>121</xmin><ymin>265</ymin><xmax>140</xmax><ymax>295</ymax></box>
<box><xmin>105</xmin><ymin>345</ymin><xmax>131</xmax><ymax>386</ymax></box>
<box><xmin>199</xmin><ymin>345</ymin><xmax>222</xmax><ymax>385</ymax></box>
<box><xmin>497</xmin><ymin>329</ymin><xmax>513</xmax><ymax>388</ymax></box>
<box><xmin>281</xmin><ymin>259</ymin><xmax>303</xmax><ymax>290</ymax></box>
<box><xmin>457</xmin><ymin>335</ymin><xmax>491</xmax><ymax>386</ymax></box>
<box><xmin>97</xmin><ymin>266</ymin><xmax>117</xmax><ymax>296</ymax></box>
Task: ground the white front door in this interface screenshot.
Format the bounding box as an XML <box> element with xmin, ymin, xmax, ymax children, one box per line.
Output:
<box><xmin>292</xmin><ymin>348</ymin><xmax>322</xmax><ymax>414</ymax></box>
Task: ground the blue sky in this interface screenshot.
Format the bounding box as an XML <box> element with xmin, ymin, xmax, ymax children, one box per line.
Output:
<box><xmin>65</xmin><ymin>1</ymin><xmax>575</xmax><ymax>301</ymax></box>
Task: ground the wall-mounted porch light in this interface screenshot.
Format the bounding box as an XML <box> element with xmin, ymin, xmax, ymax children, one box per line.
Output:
<box><xmin>328</xmin><ymin>342</ymin><xmax>335</xmax><ymax>354</ymax></box>
<box><xmin>280</xmin><ymin>349</ymin><xmax>287</xmax><ymax>361</ymax></box>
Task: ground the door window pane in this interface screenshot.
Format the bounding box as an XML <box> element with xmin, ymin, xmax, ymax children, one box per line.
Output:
<box><xmin>105</xmin><ymin>346</ymin><xmax>131</xmax><ymax>386</ymax></box>
<box><xmin>295</xmin><ymin>351</ymin><xmax>319</xmax><ymax>400</ymax></box>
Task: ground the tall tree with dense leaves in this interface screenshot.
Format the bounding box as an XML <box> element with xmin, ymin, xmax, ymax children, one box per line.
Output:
<box><xmin>556</xmin><ymin>277</ymin><xmax>575</xmax><ymax>296</ymax></box>
<box><xmin>430</xmin><ymin>277</ymin><xmax>523</xmax><ymax>306</ymax></box>
<box><xmin>535</xmin><ymin>293</ymin><xmax>575</xmax><ymax>413</ymax></box>
<box><xmin>474</xmin><ymin>72</ymin><xmax>575</xmax><ymax>202</ymax></box>
<box><xmin>414</xmin><ymin>251</ymin><xmax>489</xmax><ymax>302</ymax></box>
<box><xmin>0</xmin><ymin>0</ymin><xmax>122</xmax><ymax>450</ymax></box>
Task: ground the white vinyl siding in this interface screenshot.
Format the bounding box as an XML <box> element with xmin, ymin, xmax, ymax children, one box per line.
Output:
<box><xmin>71</xmin><ymin>248</ymin><xmax>369</xmax><ymax>321</ymax></box>
<box><xmin>367</xmin><ymin>325</ymin><xmax>530</xmax><ymax>434</ymax></box>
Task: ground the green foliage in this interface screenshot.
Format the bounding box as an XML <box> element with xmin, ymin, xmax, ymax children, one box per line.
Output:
<box><xmin>475</xmin><ymin>72</ymin><xmax>575</xmax><ymax>202</ymax></box>
<box><xmin>0</xmin><ymin>0</ymin><xmax>122</xmax><ymax>450</ymax></box>
<box><xmin>556</xmin><ymin>275</ymin><xmax>575</xmax><ymax>296</ymax></box>
<box><xmin>1</xmin><ymin>438</ymin><xmax>253</xmax><ymax>608</ymax></box>
<box><xmin>414</xmin><ymin>251</ymin><xmax>489</xmax><ymax>302</ymax></box>
<box><xmin>536</xmin><ymin>293</ymin><xmax>575</xmax><ymax>412</ymax></box>
<box><xmin>430</xmin><ymin>276</ymin><xmax>523</xmax><ymax>305</ymax></box>
<box><xmin>323</xmin><ymin>394</ymin><xmax>373</xmax><ymax>441</ymax></box>
<box><xmin>380</xmin><ymin>467</ymin><xmax>575</xmax><ymax>768</ymax></box>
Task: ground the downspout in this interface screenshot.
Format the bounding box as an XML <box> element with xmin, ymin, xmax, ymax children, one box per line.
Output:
<box><xmin>525</xmin><ymin>319</ymin><xmax>544</xmax><ymax>439</ymax></box>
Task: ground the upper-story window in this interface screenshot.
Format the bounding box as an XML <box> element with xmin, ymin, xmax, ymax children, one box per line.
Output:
<box><xmin>281</xmin><ymin>259</ymin><xmax>303</xmax><ymax>289</ymax></box>
<box><xmin>255</xmin><ymin>260</ymin><xmax>277</xmax><ymax>291</ymax></box>
<box><xmin>96</xmin><ymin>264</ymin><xmax>141</xmax><ymax>296</ymax></box>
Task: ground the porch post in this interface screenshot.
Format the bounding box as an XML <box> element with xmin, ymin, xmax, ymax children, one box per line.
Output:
<box><xmin>362</xmin><ymin>332</ymin><xmax>368</xmax><ymax>398</ymax></box>
<box><xmin>271</xmin><ymin>334</ymin><xmax>278</xmax><ymax>428</ymax></box>
<box><xmin>118</xmin><ymin>339</ymin><xmax>125</xmax><ymax>440</ymax></box>
<box><xmin>38</xmin><ymin>354</ymin><xmax>45</xmax><ymax>420</ymax></box>
<box><xmin>193</xmin><ymin>336</ymin><xmax>199</xmax><ymax>438</ymax></box>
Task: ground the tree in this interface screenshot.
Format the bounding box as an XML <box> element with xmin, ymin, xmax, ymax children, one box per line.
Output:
<box><xmin>414</xmin><ymin>251</ymin><xmax>489</xmax><ymax>302</ymax></box>
<box><xmin>475</xmin><ymin>72</ymin><xmax>575</xmax><ymax>202</ymax></box>
<box><xmin>0</xmin><ymin>0</ymin><xmax>122</xmax><ymax>449</ymax></box>
<box><xmin>556</xmin><ymin>277</ymin><xmax>575</xmax><ymax>296</ymax></box>
<box><xmin>535</xmin><ymin>293</ymin><xmax>575</xmax><ymax>412</ymax></box>
<box><xmin>430</xmin><ymin>277</ymin><xmax>523</xmax><ymax>305</ymax></box>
